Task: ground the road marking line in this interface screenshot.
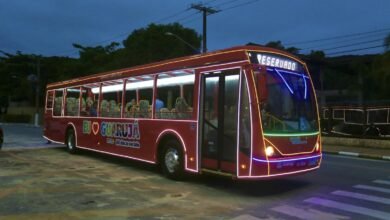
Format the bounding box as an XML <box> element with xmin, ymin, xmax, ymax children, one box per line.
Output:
<box><xmin>354</xmin><ymin>184</ymin><xmax>390</xmax><ymax>194</ymax></box>
<box><xmin>373</xmin><ymin>180</ymin><xmax>390</xmax><ymax>186</ymax></box>
<box><xmin>271</xmin><ymin>204</ymin><xmax>349</xmax><ymax>220</ymax></box>
<box><xmin>339</xmin><ymin>151</ymin><xmax>359</xmax><ymax>157</ymax></box>
<box><xmin>230</xmin><ymin>214</ymin><xmax>262</xmax><ymax>220</ymax></box>
<box><xmin>332</xmin><ymin>190</ymin><xmax>390</xmax><ymax>205</ymax></box>
<box><xmin>304</xmin><ymin>197</ymin><xmax>390</xmax><ymax>220</ymax></box>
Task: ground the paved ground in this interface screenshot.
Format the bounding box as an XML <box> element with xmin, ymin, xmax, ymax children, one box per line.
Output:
<box><xmin>324</xmin><ymin>144</ymin><xmax>390</xmax><ymax>160</ymax></box>
<box><xmin>1</xmin><ymin>147</ymin><xmax>389</xmax><ymax>220</ymax></box>
<box><xmin>0</xmin><ymin>123</ymin><xmax>389</xmax><ymax>219</ymax></box>
<box><xmin>0</xmin><ymin>123</ymin><xmax>59</xmax><ymax>150</ymax></box>
<box><xmin>1</xmin><ymin>148</ymin><xmax>250</xmax><ymax>219</ymax></box>
<box><xmin>1</xmin><ymin>123</ymin><xmax>389</xmax><ymax>160</ymax></box>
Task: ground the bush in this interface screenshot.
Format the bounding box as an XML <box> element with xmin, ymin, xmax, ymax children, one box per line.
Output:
<box><xmin>2</xmin><ymin>114</ymin><xmax>31</xmax><ymax>123</ymax></box>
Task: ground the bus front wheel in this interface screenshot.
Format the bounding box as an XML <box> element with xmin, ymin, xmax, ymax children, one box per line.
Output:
<box><xmin>66</xmin><ymin>129</ymin><xmax>77</xmax><ymax>154</ymax></box>
<box><xmin>161</xmin><ymin>140</ymin><xmax>184</xmax><ymax>180</ymax></box>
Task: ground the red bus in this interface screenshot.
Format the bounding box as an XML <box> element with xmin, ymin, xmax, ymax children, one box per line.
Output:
<box><xmin>43</xmin><ymin>45</ymin><xmax>322</xmax><ymax>179</ymax></box>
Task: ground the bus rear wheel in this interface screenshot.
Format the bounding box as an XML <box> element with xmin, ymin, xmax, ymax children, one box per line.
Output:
<box><xmin>66</xmin><ymin>129</ymin><xmax>77</xmax><ymax>154</ymax></box>
<box><xmin>161</xmin><ymin>140</ymin><xmax>184</xmax><ymax>180</ymax></box>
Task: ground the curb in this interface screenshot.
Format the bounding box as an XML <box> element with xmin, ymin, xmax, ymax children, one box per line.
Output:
<box><xmin>0</xmin><ymin>123</ymin><xmax>41</xmax><ymax>128</ymax></box>
<box><xmin>323</xmin><ymin>150</ymin><xmax>390</xmax><ymax>161</ymax></box>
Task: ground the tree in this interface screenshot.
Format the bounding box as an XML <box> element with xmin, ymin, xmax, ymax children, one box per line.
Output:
<box><xmin>71</xmin><ymin>42</ymin><xmax>121</xmax><ymax>75</ymax></box>
<box><xmin>122</xmin><ymin>23</ymin><xmax>201</xmax><ymax>66</ymax></box>
<box><xmin>385</xmin><ymin>33</ymin><xmax>390</xmax><ymax>52</ymax></box>
<box><xmin>265</xmin><ymin>40</ymin><xmax>300</xmax><ymax>55</ymax></box>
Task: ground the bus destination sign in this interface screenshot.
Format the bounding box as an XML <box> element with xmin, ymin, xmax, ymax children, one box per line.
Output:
<box><xmin>249</xmin><ymin>52</ymin><xmax>303</xmax><ymax>72</ymax></box>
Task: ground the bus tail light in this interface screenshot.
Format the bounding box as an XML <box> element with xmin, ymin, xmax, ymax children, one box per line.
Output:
<box><xmin>265</xmin><ymin>146</ymin><xmax>274</xmax><ymax>157</ymax></box>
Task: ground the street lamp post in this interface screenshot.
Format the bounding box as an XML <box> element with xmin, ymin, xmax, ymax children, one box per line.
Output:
<box><xmin>165</xmin><ymin>32</ymin><xmax>200</xmax><ymax>54</ymax></box>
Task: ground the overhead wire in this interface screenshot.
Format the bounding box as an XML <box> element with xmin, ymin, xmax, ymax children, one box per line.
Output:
<box><xmin>301</xmin><ymin>32</ymin><xmax>389</xmax><ymax>51</ymax></box>
<box><xmin>326</xmin><ymin>44</ymin><xmax>385</xmax><ymax>56</ymax></box>
<box><xmin>285</xmin><ymin>28</ymin><xmax>390</xmax><ymax>46</ymax></box>
<box><xmin>3</xmin><ymin>0</ymin><xmax>388</xmax><ymax>57</ymax></box>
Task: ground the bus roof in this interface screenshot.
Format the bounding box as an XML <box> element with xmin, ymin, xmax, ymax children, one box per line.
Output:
<box><xmin>47</xmin><ymin>45</ymin><xmax>304</xmax><ymax>89</ymax></box>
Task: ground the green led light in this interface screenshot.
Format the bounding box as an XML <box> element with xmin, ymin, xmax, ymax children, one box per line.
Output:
<box><xmin>263</xmin><ymin>131</ymin><xmax>320</xmax><ymax>137</ymax></box>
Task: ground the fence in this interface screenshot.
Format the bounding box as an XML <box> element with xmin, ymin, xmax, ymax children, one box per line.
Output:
<box><xmin>321</xmin><ymin>105</ymin><xmax>390</xmax><ymax>139</ymax></box>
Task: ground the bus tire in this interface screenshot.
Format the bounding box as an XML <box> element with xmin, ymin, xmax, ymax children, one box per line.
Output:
<box><xmin>66</xmin><ymin>128</ymin><xmax>77</xmax><ymax>154</ymax></box>
<box><xmin>161</xmin><ymin>140</ymin><xmax>184</xmax><ymax>180</ymax></box>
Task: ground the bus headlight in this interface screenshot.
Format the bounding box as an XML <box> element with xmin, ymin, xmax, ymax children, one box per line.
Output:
<box><xmin>265</xmin><ymin>146</ymin><xmax>274</xmax><ymax>157</ymax></box>
<box><xmin>315</xmin><ymin>142</ymin><xmax>320</xmax><ymax>151</ymax></box>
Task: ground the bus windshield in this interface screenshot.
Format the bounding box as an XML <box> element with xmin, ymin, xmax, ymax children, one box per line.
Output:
<box><xmin>257</xmin><ymin>67</ymin><xmax>319</xmax><ymax>134</ymax></box>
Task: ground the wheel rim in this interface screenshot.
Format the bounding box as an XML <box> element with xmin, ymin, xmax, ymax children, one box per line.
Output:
<box><xmin>165</xmin><ymin>148</ymin><xmax>179</xmax><ymax>173</ymax></box>
<box><xmin>67</xmin><ymin>133</ymin><xmax>74</xmax><ymax>150</ymax></box>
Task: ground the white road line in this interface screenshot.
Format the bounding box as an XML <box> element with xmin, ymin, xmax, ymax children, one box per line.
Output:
<box><xmin>373</xmin><ymin>180</ymin><xmax>390</xmax><ymax>186</ymax></box>
<box><xmin>271</xmin><ymin>205</ymin><xmax>349</xmax><ymax>220</ymax></box>
<box><xmin>354</xmin><ymin>184</ymin><xmax>390</xmax><ymax>194</ymax></box>
<box><xmin>229</xmin><ymin>214</ymin><xmax>262</xmax><ymax>220</ymax></box>
<box><xmin>339</xmin><ymin>151</ymin><xmax>359</xmax><ymax>157</ymax></box>
<box><xmin>332</xmin><ymin>190</ymin><xmax>390</xmax><ymax>205</ymax></box>
<box><xmin>304</xmin><ymin>197</ymin><xmax>390</xmax><ymax>220</ymax></box>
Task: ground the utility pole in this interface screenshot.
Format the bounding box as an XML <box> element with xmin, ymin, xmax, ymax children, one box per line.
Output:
<box><xmin>190</xmin><ymin>3</ymin><xmax>219</xmax><ymax>53</ymax></box>
<box><xmin>34</xmin><ymin>57</ymin><xmax>41</xmax><ymax>127</ymax></box>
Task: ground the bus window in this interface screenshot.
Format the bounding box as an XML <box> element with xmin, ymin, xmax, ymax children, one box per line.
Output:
<box><xmin>156</xmin><ymin>71</ymin><xmax>194</xmax><ymax>119</ymax></box>
<box><xmin>124</xmin><ymin>89</ymin><xmax>136</xmax><ymax>118</ymax></box>
<box><xmin>81</xmin><ymin>86</ymin><xmax>98</xmax><ymax>117</ymax></box>
<box><xmin>367</xmin><ymin>109</ymin><xmax>388</xmax><ymax>124</ymax></box>
<box><xmin>100</xmin><ymin>81</ymin><xmax>123</xmax><ymax>118</ymax></box>
<box><xmin>53</xmin><ymin>89</ymin><xmax>63</xmax><ymax>116</ymax></box>
<box><xmin>46</xmin><ymin>90</ymin><xmax>54</xmax><ymax>110</ymax></box>
<box><xmin>344</xmin><ymin>109</ymin><xmax>364</xmax><ymax>125</ymax></box>
<box><xmin>333</xmin><ymin>109</ymin><xmax>345</xmax><ymax>120</ymax></box>
<box><xmin>138</xmin><ymin>87</ymin><xmax>153</xmax><ymax>118</ymax></box>
<box><xmin>65</xmin><ymin>88</ymin><xmax>80</xmax><ymax>116</ymax></box>
<box><xmin>127</xmin><ymin>75</ymin><xmax>154</xmax><ymax>119</ymax></box>
<box><xmin>239</xmin><ymin>74</ymin><xmax>251</xmax><ymax>155</ymax></box>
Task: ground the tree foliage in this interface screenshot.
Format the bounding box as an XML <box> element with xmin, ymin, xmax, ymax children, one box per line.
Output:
<box><xmin>0</xmin><ymin>25</ymin><xmax>388</xmax><ymax>108</ymax></box>
<box><xmin>0</xmin><ymin>23</ymin><xmax>201</xmax><ymax>106</ymax></box>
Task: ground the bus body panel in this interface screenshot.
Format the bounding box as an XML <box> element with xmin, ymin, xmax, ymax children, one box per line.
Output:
<box><xmin>43</xmin><ymin>46</ymin><xmax>321</xmax><ymax>180</ymax></box>
<box><xmin>44</xmin><ymin>117</ymin><xmax>198</xmax><ymax>170</ymax></box>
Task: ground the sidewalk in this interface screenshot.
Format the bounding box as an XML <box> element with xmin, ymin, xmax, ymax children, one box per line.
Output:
<box><xmin>323</xmin><ymin>144</ymin><xmax>390</xmax><ymax>161</ymax></box>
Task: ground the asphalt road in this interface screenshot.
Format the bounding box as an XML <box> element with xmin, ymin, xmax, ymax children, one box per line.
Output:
<box><xmin>0</xmin><ymin>123</ymin><xmax>59</xmax><ymax>149</ymax></box>
<box><xmin>0</xmin><ymin>124</ymin><xmax>389</xmax><ymax>219</ymax></box>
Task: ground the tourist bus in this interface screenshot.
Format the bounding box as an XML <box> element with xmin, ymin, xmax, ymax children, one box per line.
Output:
<box><xmin>43</xmin><ymin>45</ymin><xmax>322</xmax><ymax>179</ymax></box>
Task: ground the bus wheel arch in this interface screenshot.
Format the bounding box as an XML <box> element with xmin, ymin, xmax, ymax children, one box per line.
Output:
<box><xmin>157</xmin><ymin>134</ymin><xmax>185</xmax><ymax>179</ymax></box>
<box><xmin>65</xmin><ymin>124</ymin><xmax>77</xmax><ymax>154</ymax></box>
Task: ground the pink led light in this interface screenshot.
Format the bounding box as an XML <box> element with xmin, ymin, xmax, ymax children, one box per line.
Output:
<box><xmin>238</xmin><ymin>165</ymin><xmax>320</xmax><ymax>179</ymax></box>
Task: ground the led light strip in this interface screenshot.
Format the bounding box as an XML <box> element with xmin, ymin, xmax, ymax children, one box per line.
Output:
<box><xmin>263</xmin><ymin>131</ymin><xmax>320</xmax><ymax>137</ymax></box>
<box><xmin>252</xmin><ymin>154</ymin><xmax>322</xmax><ymax>163</ymax></box>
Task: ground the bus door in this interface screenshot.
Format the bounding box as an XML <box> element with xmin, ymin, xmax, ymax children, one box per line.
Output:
<box><xmin>200</xmin><ymin>69</ymin><xmax>240</xmax><ymax>173</ymax></box>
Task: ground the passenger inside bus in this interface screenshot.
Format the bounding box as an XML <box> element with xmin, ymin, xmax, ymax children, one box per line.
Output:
<box><xmin>89</xmin><ymin>101</ymin><xmax>97</xmax><ymax>117</ymax></box>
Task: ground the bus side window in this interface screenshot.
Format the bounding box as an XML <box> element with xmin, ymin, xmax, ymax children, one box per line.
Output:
<box><xmin>53</xmin><ymin>89</ymin><xmax>63</xmax><ymax>116</ymax></box>
<box><xmin>239</xmin><ymin>74</ymin><xmax>251</xmax><ymax>155</ymax></box>
<box><xmin>156</xmin><ymin>71</ymin><xmax>194</xmax><ymax>120</ymax></box>
<box><xmin>99</xmin><ymin>81</ymin><xmax>123</xmax><ymax>118</ymax></box>
<box><xmin>65</xmin><ymin>87</ymin><xmax>81</xmax><ymax>117</ymax></box>
<box><xmin>137</xmin><ymin>79</ymin><xmax>153</xmax><ymax>119</ymax></box>
<box><xmin>124</xmin><ymin>90</ymin><xmax>137</xmax><ymax>118</ymax></box>
<box><xmin>46</xmin><ymin>90</ymin><xmax>54</xmax><ymax>111</ymax></box>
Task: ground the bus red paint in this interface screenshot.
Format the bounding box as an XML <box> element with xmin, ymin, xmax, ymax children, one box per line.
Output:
<box><xmin>43</xmin><ymin>45</ymin><xmax>322</xmax><ymax>179</ymax></box>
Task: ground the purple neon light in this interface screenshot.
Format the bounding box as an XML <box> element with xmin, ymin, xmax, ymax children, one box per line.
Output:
<box><xmin>252</xmin><ymin>154</ymin><xmax>321</xmax><ymax>163</ymax></box>
<box><xmin>275</xmin><ymin>69</ymin><xmax>294</xmax><ymax>94</ymax></box>
<box><xmin>267</xmin><ymin>68</ymin><xmax>309</xmax><ymax>78</ymax></box>
<box><xmin>303</xmin><ymin>75</ymin><xmax>307</xmax><ymax>99</ymax></box>
<box><xmin>269</xmin><ymin>68</ymin><xmax>309</xmax><ymax>99</ymax></box>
